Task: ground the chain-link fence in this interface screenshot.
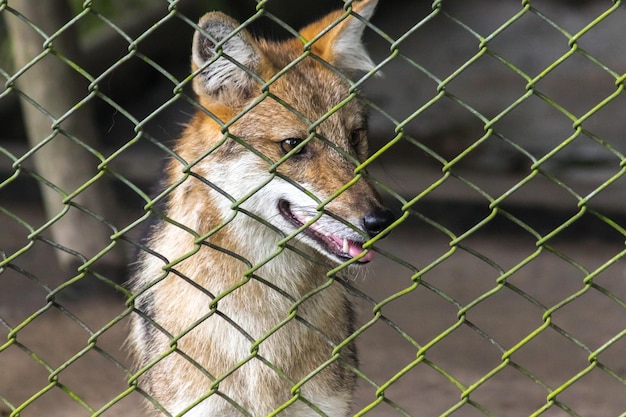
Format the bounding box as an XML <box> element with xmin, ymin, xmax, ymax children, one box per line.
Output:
<box><xmin>1</xmin><ymin>0</ymin><xmax>625</xmax><ymax>416</ymax></box>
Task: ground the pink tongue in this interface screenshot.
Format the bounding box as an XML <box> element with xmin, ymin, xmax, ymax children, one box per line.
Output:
<box><xmin>347</xmin><ymin>240</ymin><xmax>375</xmax><ymax>263</ymax></box>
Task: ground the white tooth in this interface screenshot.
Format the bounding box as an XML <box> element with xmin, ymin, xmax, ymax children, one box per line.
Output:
<box><xmin>342</xmin><ymin>238</ymin><xmax>349</xmax><ymax>253</ymax></box>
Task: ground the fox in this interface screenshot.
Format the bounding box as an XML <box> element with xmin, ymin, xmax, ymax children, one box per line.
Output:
<box><xmin>127</xmin><ymin>0</ymin><xmax>395</xmax><ymax>416</ymax></box>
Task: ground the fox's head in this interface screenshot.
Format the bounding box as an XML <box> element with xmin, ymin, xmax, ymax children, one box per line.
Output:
<box><xmin>174</xmin><ymin>0</ymin><xmax>394</xmax><ymax>265</ymax></box>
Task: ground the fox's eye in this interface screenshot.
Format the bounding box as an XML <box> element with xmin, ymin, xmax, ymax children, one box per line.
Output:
<box><xmin>280</xmin><ymin>138</ymin><xmax>305</xmax><ymax>155</ymax></box>
<box><xmin>350</xmin><ymin>128</ymin><xmax>366</xmax><ymax>149</ymax></box>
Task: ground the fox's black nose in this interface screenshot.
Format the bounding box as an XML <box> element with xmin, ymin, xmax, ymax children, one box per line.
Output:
<box><xmin>363</xmin><ymin>208</ymin><xmax>396</xmax><ymax>238</ymax></box>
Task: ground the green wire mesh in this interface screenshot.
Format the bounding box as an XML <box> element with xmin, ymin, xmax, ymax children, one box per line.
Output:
<box><xmin>1</xmin><ymin>1</ymin><xmax>625</xmax><ymax>416</ymax></box>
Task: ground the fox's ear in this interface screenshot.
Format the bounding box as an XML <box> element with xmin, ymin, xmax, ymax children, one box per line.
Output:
<box><xmin>192</xmin><ymin>12</ymin><xmax>262</xmax><ymax>104</ymax></box>
<box><xmin>300</xmin><ymin>0</ymin><xmax>378</xmax><ymax>75</ymax></box>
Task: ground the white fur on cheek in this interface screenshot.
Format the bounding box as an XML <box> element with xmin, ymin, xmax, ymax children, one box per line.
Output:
<box><xmin>200</xmin><ymin>153</ymin><xmax>282</xmax><ymax>219</ymax></box>
<box><xmin>197</xmin><ymin>152</ymin><xmax>368</xmax><ymax>267</ymax></box>
<box><xmin>197</xmin><ymin>154</ymin><xmax>314</xmax><ymax>262</ymax></box>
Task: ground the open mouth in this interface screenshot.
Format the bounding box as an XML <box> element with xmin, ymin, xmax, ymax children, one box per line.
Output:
<box><xmin>278</xmin><ymin>199</ymin><xmax>375</xmax><ymax>263</ymax></box>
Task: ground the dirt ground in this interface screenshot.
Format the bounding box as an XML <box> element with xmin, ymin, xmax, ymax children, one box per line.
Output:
<box><xmin>1</xmin><ymin>201</ymin><xmax>625</xmax><ymax>417</ymax></box>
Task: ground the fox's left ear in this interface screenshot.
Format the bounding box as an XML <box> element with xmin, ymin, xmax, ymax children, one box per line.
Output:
<box><xmin>191</xmin><ymin>12</ymin><xmax>263</xmax><ymax>105</ymax></box>
<box><xmin>300</xmin><ymin>0</ymin><xmax>378</xmax><ymax>75</ymax></box>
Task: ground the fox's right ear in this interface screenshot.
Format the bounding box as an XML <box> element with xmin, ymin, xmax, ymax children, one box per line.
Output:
<box><xmin>191</xmin><ymin>12</ymin><xmax>262</xmax><ymax>105</ymax></box>
<box><xmin>300</xmin><ymin>0</ymin><xmax>378</xmax><ymax>76</ymax></box>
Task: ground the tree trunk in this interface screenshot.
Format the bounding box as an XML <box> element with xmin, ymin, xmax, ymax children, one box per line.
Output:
<box><xmin>4</xmin><ymin>0</ymin><xmax>125</xmax><ymax>277</ymax></box>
